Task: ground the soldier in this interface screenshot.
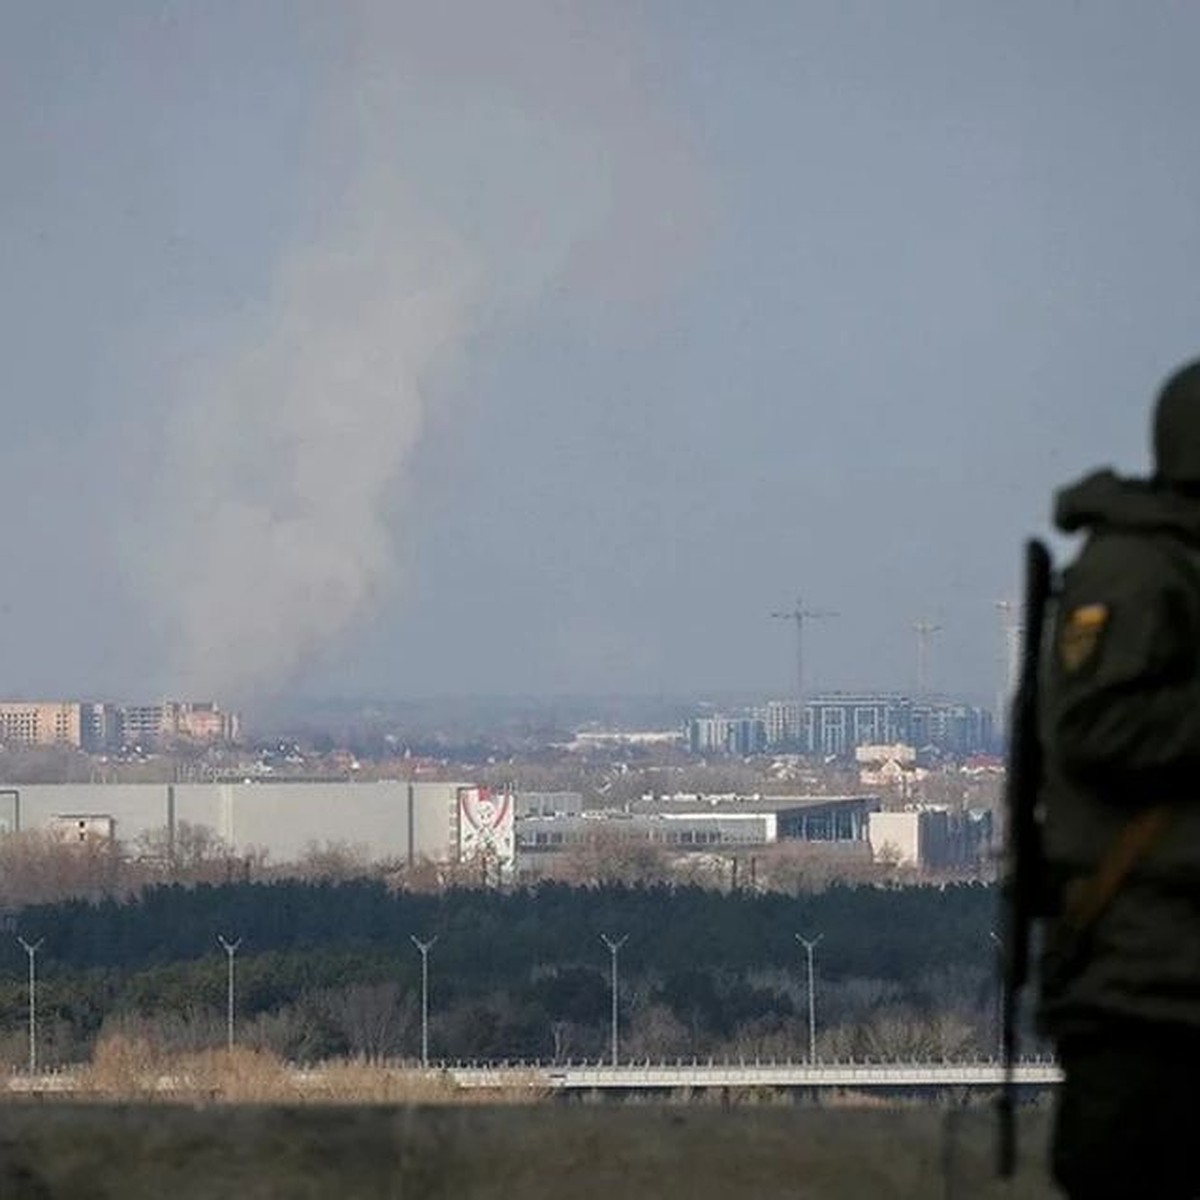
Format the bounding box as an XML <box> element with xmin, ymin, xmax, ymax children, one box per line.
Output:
<box><xmin>1039</xmin><ymin>359</ymin><xmax>1200</xmax><ymax>1199</ymax></box>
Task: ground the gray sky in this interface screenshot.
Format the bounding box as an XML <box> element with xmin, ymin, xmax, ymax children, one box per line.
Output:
<box><xmin>3</xmin><ymin>1</ymin><xmax>1199</xmax><ymax>709</ymax></box>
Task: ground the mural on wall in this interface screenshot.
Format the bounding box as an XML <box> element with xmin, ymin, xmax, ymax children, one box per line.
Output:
<box><xmin>457</xmin><ymin>786</ymin><xmax>515</xmax><ymax>874</ymax></box>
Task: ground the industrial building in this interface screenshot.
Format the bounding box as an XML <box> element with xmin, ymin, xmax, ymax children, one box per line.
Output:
<box><xmin>866</xmin><ymin>807</ymin><xmax>994</xmax><ymax>870</ymax></box>
<box><xmin>514</xmin><ymin>792</ymin><xmax>584</xmax><ymax>819</ymax></box>
<box><xmin>0</xmin><ymin>781</ymin><xmax>512</xmax><ymax>871</ymax></box>
<box><xmin>516</xmin><ymin>794</ymin><xmax>879</xmax><ymax>854</ymax></box>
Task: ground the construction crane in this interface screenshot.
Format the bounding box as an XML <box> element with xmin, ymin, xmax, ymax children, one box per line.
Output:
<box><xmin>913</xmin><ymin>620</ymin><xmax>943</xmax><ymax>696</ymax></box>
<box><xmin>770</xmin><ymin>597</ymin><xmax>838</xmax><ymax>712</ymax></box>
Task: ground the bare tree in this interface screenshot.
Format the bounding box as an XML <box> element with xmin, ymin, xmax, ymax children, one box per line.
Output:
<box><xmin>320</xmin><ymin>983</ymin><xmax>416</xmax><ymax>1062</ymax></box>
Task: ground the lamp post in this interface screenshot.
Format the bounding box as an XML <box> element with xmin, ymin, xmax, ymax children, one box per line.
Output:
<box><xmin>411</xmin><ymin>935</ymin><xmax>437</xmax><ymax>1067</ymax></box>
<box><xmin>16</xmin><ymin>937</ymin><xmax>43</xmax><ymax>1074</ymax></box>
<box><xmin>600</xmin><ymin>934</ymin><xmax>628</xmax><ymax>1067</ymax></box>
<box><xmin>795</xmin><ymin>933</ymin><xmax>823</xmax><ymax>1063</ymax></box>
<box><xmin>216</xmin><ymin>935</ymin><xmax>241</xmax><ymax>1052</ymax></box>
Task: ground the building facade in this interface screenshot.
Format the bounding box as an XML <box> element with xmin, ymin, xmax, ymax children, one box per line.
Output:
<box><xmin>0</xmin><ymin>702</ymin><xmax>82</xmax><ymax>748</ymax></box>
<box><xmin>686</xmin><ymin>695</ymin><xmax>994</xmax><ymax>759</ymax></box>
<box><xmin>98</xmin><ymin>701</ymin><xmax>240</xmax><ymax>750</ymax></box>
<box><xmin>0</xmin><ymin>780</ymin><xmax>488</xmax><ymax>868</ymax></box>
<box><xmin>0</xmin><ymin>700</ymin><xmax>240</xmax><ymax>751</ymax></box>
<box><xmin>866</xmin><ymin>807</ymin><xmax>994</xmax><ymax>870</ymax></box>
<box><xmin>517</xmin><ymin>794</ymin><xmax>879</xmax><ymax>855</ymax></box>
<box><xmin>686</xmin><ymin>715</ymin><xmax>767</xmax><ymax>756</ymax></box>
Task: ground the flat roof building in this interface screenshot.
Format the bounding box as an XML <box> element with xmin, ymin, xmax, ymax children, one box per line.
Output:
<box><xmin>0</xmin><ymin>780</ymin><xmax>497</xmax><ymax>869</ymax></box>
<box><xmin>518</xmin><ymin>794</ymin><xmax>879</xmax><ymax>855</ymax></box>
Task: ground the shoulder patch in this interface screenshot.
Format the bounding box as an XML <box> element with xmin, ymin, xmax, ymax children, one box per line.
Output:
<box><xmin>1059</xmin><ymin>603</ymin><xmax>1109</xmax><ymax>673</ymax></box>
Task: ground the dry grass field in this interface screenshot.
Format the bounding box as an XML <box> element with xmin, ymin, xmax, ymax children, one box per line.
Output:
<box><xmin>0</xmin><ymin>1096</ymin><xmax>1059</xmax><ymax>1198</ymax></box>
<box><xmin>0</xmin><ymin>1044</ymin><xmax>1063</xmax><ymax>1197</ymax></box>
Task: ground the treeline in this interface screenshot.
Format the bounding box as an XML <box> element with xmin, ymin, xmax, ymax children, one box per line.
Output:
<box><xmin>0</xmin><ymin>881</ymin><xmax>1010</xmax><ymax>1067</ymax></box>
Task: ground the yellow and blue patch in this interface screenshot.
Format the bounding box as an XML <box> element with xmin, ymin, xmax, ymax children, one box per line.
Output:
<box><xmin>1058</xmin><ymin>603</ymin><xmax>1109</xmax><ymax>673</ymax></box>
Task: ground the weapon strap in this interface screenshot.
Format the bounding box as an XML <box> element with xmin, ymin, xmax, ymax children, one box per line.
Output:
<box><xmin>1059</xmin><ymin>804</ymin><xmax>1171</xmax><ymax>940</ymax></box>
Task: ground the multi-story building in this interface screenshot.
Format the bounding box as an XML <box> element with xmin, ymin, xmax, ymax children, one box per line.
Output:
<box><xmin>685</xmin><ymin>715</ymin><xmax>766</xmax><ymax>756</ymax></box>
<box><xmin>686</xmin><ymin>716</ymin><xmax>731</xmax><ymax>755</ymax></box>
<box><xmin>0</xmin><ymin>699</ymin><xmax>240</xmax><ymax>752</ymax></box>
<box><xmin>909</xmin><ymin>701</ymin><xmax>993</xmax><ymax>757</ymax></box>
<box><xmin>688</xmin><ymin>694</ymin><xmax>994</xmax><ymax>760</ymax></box>
<box><xmin>0</xmin><ymin>702</ymin><xmax>83</xmax><ymax>748</ymax></box>
<box><xmin>762</xmin><ymin>700</ymin><xmax>803</xmax><ymax>747</ymax></box>
<box><xmin>804</xmin><ymin>694</ymin><xmax>912</xmax><ymax>757</ymax></box>
<box><xmin>93</xmin><ymin>701</ymin><xmax>240</xmax><ymax>750</ymax></box>
<box><xmin>727</xmin><ymin>716</ymin><xmax>767</xmax><ymax>756</ymax></box>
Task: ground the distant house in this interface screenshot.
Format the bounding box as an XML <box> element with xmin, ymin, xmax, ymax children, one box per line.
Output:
<box><xmin>855</xmin><ymin>743</ymin><xmax>926</xmax><ymax>798</ymax></box>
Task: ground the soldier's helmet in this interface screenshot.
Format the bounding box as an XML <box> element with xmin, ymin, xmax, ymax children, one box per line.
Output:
<box><xmin>1154</xmin><ymin>359</ymin><xmax>1200</xmax><ymax>488</ymax></box>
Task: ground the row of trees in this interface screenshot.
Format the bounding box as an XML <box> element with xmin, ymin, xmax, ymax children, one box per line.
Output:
<box><xmin>0</xmin><ymin>878</ymin><xmax>1020</xmax><ymax>1069</ymax></box>
<box><xmin>8</xmin><ymin>878</ymin><xmax>995</xmax><ymax>978</ymax></box>
<box><xmin>0</xmin><ymin>824</ymin><xmax>986</xmax><ymax>915</ymax></box>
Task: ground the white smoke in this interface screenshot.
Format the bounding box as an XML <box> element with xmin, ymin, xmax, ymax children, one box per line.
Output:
<box><xmin>137</xmin><ymin>2</ymin><xmax>705</xmax><ymax>701</ymax></box>
<box><xmin>149</xmin><ymin>197</ymin><xmax>477</xmax><ymax>698</ymax></box>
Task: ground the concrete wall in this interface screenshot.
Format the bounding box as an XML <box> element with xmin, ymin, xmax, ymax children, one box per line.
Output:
<box><xmin>867</xmin><ymin>811</ymin><xmax>921</xmax><ymax>867</ymax></box>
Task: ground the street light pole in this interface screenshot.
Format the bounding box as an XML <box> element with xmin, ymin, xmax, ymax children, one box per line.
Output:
<box><xmin>16</xmin><ymin>937</ymin><xmax>43</xmax><ymax>1074</ymax></box>
<box><xmin>600</xmin><ymin>934</ymin><xmax>628</xmax><ymax>1067</ymax></box>
<box><xmin>216</xmin><ymin>935</ymin><xmax>241</xmax><ymax>1052</ymax></box>
<box><xmin>411</xmin><ymin>935</ymin><xmax>437</xmax><ymax>1067</ymax></box>
<box><xmin>796</xmin><ymin>933</ymin><xmax>823</xmax><ymax>1063</ymax></box>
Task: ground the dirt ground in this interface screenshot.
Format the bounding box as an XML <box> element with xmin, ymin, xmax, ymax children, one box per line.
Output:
<box><xmin>0</xmin><ymin>1102</ymin><xmax>1058</xmax><ymax>1199</ymax></box>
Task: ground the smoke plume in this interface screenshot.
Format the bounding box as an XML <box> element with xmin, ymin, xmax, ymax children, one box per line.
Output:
<box><xmin>136</xmin><ymin>1</ymin><xmax>705</xmax><ymax>701</ymax></box>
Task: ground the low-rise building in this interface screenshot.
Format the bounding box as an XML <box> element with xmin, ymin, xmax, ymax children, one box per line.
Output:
<box><xmin>0</xmin><ymin>780</ymin><xmax>507</xmax><ymax>871</ymax></box>
<box><xmin>517</xmin><ymin>793</ymin><xmax>879</xmax><ymax>855</ymax></box>
<box><xmin>514</xmin><ymin>792</ymin><xmax>583</xmax><ymax>818</ymax></box>
<box><xmin>867</xmin><ymin>806</ymin><xmax>994</xmax><ymax>870</ymax></box>
<box><xmin>856</xmin><ymin>743</ymin><xmax>926</xmax><ymax>798</ymax></box>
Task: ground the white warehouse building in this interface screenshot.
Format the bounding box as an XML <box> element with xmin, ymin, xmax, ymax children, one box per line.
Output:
<box><xmin>0</xmin><ymin>781</ymin><xmax>514</xmax><ymax>870</ymax></box>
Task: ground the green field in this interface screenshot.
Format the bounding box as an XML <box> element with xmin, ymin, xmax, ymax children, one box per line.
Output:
<box><xmin>0</xmin><ymin>1102</ymin><xmax>1058</xmax><ymax>1199</ymax></box>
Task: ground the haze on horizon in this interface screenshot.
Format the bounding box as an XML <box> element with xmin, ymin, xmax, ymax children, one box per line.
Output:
<box><xmin>3</xmin><ymin>1</ymin><xmax>1199</xmax><ymax>710</ymax></box>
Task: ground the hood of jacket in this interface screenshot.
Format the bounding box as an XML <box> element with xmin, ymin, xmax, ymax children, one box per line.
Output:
<box><xmin>1054</xmin><ymin>469</ymin><xmax>1200</xmax><ymax>543</ymax></box>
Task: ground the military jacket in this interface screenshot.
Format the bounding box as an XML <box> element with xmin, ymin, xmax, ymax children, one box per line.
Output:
<box><xmin>1038</xmin><ymin>470</ymin><xmax>1200</xmax><ymax>1035</ymax></box>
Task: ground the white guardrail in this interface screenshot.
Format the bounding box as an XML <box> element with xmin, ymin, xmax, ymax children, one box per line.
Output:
<box><xmin>445</xmin><ymin>1060</ymin><xmax>1063</xmax><ymax>1090</ymax></box>
<box><xmin>1</xmin><ymin>1060</ymin><xmax>1063</xmax><ymax>1096</ymax></box>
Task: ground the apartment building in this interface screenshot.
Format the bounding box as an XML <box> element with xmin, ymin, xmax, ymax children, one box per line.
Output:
<box><xmin>0</xmin><ymin>700</ymin><xmax>239</xmax><ymax>751</ymax></box>
<box><xmin>0</xmin><ymin>702</ymin><xmax>82</xmax><ymax>747</ymax></box>
<box><xmin>686</xmin><ymin>694</ymin><xmax>994</xmax><ymax>760</ymax></box>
